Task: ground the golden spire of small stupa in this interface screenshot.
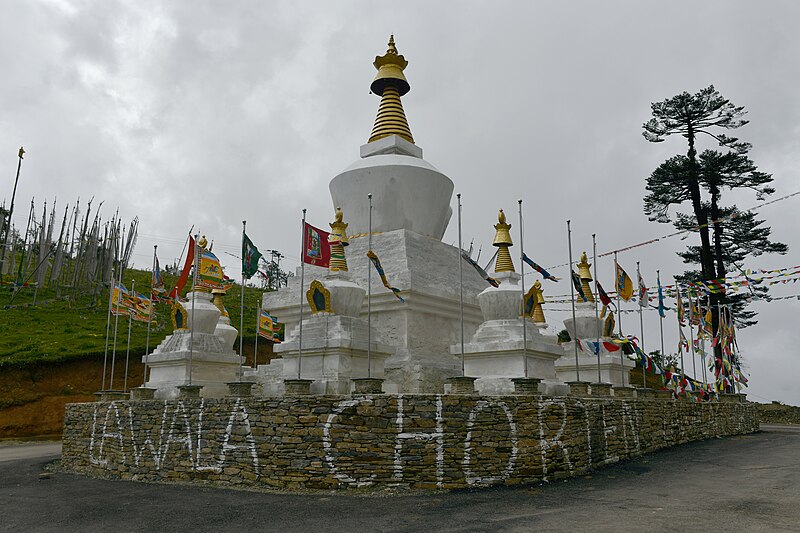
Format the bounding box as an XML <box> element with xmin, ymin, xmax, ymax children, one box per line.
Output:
<box><xmin>329</xmin><ymin>206</ymin><xmax>349</xmax><ymax>272</ymax></box>
<box><xmin>368</xmin><ymin>35</ymin><xmax>414</xmax><ymax>144</ymax></box>
<box><xmin>493</xmin><ymin>209</ymin><xmax>515</xmax><ymax>273</ymax></box>
<box><xmin>531</xmin><ymin>280</ymin><xmax>546</xmax><ymax>324</ymax></box>
<box><xmin>576</xmin><ymin>251</ymin><xmax>595</xmax><ymax>303</ymax></box>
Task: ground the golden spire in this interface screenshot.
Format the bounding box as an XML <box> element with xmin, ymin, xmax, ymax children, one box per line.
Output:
<box><xmin>493</xmin><ymin>209</ymin><xmax>515</xmax><ymax>273</ymax></box>
<box><xmin>531</xmin><ymin>280</ymin><xmax>546</xmax><ymax>324</ymax></box>
<box><xmin>211</xmin><ymin>288</ymin><xmax>229</xmax><ymax>317</ymax></box>
<box><xmin>329</xmin><ymin>207</ymin><xmax>349</xmax><ymax>272</ymax></box>
<box><xmin>368</xmin><ymin>35</ymin><xmax>414</xmax><ymax>144</ymax></box>
<box><xmin>576</xmin><ymin>251</ymin><xmax>595</xmax><ymax>303</ymax></box>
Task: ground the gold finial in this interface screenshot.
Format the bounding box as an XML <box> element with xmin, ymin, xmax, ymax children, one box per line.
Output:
<box><xmin>211</xmin><ymin>288</ymin><xmax>229</xmax><ymax>316</ymax></box>
<box><xmin>368</xmin><ymin>35</ymin><xmax>414</xmax><ymax>144</ymax></box>
<box><xmin>576</xmin><ymin>251</ymin><xmax>595</xmax><ymax>302</ymax></box>
<box><xmin>492</xmin><ymin>209</ymin><xmax>514</xmax><ymax>273</ymax></box>
<box><xmin>329</xmin><ymin>207</ymin><xmax>349</xmax><ymax>272</ymax></box>
<box><xmin>198</xmin><ymin>235</ymin><xmax>208</xmax><ymax>250</ymax></box>
<box><xmin>18</xmin><ymin>147</ymin><xmax>25</xmax><ymax>159</ymax></box>
<box><xmin>524</xmin><ymin>280</ymin><xmax>546</xmax><ymax>324</ymax></box>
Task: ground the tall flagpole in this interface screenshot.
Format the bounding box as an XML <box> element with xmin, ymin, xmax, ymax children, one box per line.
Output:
<box><xmin>110</xmin><ymin>276</ymin><xmax>123</xmax><ymax>390</ymax></box>
<box><xmin>457</xmin><ymin>194</ymin><xmax>465</xmax><ymax>375</ymax></box>
<box><xmin>675</xmin><ymin>279</ymin><xmax>686</xmax><ymax>387</ymax></box>
<box><xmin>239</xmin><ymin>221</ymin><xmax>247</xmax><ymax>381</ymax></box>
<box><xmin>367</xmin><ymin>194</ymin><xmax>373</xmax><ymax>378</ymax></box>
<box><xmin>518</xmin><ymin>200</ymin><xmax>527</xmax><ymax>377</ymax></box>
<box><xmin>123</xmin><ymin>279</ymin><xmax>134</xmax><ymax>391</ymax></box>
<box><xmin>101</xmin><ymin>267</ymin><xmax>115</xmax><ymax>390</ymax></box>
<box><xmin>567</xmin><ymin>220</ymin><xmax>580</xmax><ymax>382</ymax></box>
<box><xmin>144</xmin><ymin>246</ymin><xmax>157</xmax><ymax>386</ymax></box>
<box><xmin>637</xmin><ymin>261</ymin><xmax>646</xmax><ymax>388</ymax></box>
<box><xmin>189</xmin><ymin>233</ymin><xmax>199</xmax><ymax>386</ymax></box>
<box><xmin>614</xmin><ymin>252</ymin><xmax>624</xmax><ymax>386</ymax></box>
<box><xmin>298</xmin><ymin>209</ymin><xmax>306</xmax><ymax>380</ymax></box>
<box><xmin>657</xmin><ymin>270</ymin><xmax>665</xmax><ymax>389</ymax></box>
<box><xmin>592</xmin><ymin>234</ymin><xmax>601</xmax><ymax>384</ymax></box>
<box><xmin>688</xmin><ymin>289</ymin><xmax>697</xmax><ymax>385</ymax></box>
<box><xmin>254</xmin><ymin>304</ymin><xmax>260</xmax><ymax>370</ymax></box>
<box><xmin>0</xmin><ymin>147</ymin><xmax>24</xmax><ymax>270</ymax></box>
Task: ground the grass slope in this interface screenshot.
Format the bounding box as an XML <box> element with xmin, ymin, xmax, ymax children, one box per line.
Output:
<box><xmin>0</xmin><ymin>268</ymin><xmax>266</xmax><ymax>368</ymax></box>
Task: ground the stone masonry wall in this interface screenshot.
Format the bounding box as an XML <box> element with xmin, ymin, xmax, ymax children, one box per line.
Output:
<box><xmin>62</xmin><ymin>395</ymin><xmax>758</xmax><ymax>490</ymax></box>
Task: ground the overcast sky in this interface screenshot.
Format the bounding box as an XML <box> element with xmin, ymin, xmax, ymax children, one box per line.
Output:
<box><xmin>3</xmin><ymin>0</ymin><xmax>799</xmax><ymax>404</ymax></box>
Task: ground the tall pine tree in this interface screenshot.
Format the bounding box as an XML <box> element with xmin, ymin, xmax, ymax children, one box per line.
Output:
<box><xmin>643</xmin><ymin>86</ymin><xmax>786</xmax><ymax>385</ymax></box>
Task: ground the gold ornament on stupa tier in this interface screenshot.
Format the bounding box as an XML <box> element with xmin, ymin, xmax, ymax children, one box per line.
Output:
<box><xmin>329</xmin><ymin>207</ymin><xmax>349</xmax><ymax>272</ymax></box>
<box><xmin>493</xmin><ymin>209</ymin><xmax>515</xmax><ymax>273</ymax></box>
<box><xmin>193</xmin><ymin>235</ymin><xmax>210</xmax><ymax>292</ymax></box>
<box><xmin>368</xmin><ymin>35</ymin><xmax>415</xmax><ymax>144</ymax></box>
<box><xmin>211</xmin><ymin>288</ymin><xmax>229</xmax><ymax>317</ymax></box>
<box><xmin>576</xmin><ymin>251</ymin><xmax>595</xmax><ymax>303</ymax></box>
<box><xmin>527</xmin><ymin>280</ymin><xmax>546</xmax><ymax>324</ymax></box>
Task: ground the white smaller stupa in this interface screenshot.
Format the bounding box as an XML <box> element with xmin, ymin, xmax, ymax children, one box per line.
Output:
<box><xmin>450</xmin><ymin>210</ymin><xmax>564</xmax><ymax>395</ymax></box>
<box><xmin>143</xmin><ymin>236</ymin><xmax>241</xmax><ymax>398</ymax></box>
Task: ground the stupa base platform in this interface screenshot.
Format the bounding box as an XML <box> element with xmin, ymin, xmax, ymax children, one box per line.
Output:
<box><xmin>555</xmin><ymin>345</ymin><xmax>635</xmax><ymax>387</ymax></box>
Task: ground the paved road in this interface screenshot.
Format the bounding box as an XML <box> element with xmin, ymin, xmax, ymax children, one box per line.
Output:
<box><xmin>0</xmin><ymin>442</ymin><xmax>61</xmax><ymax>463</ymax></box>
<box><xmin>2</xmin><ymin>426</ymin><xmax>798</xmax><ymax>532</ymax></box>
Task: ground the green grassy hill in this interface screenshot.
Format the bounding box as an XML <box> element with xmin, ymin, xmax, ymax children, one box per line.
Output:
<box><xmin>0</xmin><ymin>268</ymin><xmax>266</xmax><ymax>369</ymax></box>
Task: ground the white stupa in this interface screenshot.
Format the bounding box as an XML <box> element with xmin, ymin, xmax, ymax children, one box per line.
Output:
<box><xmin>260</xmin><ymin>36</ymin><xmax>488</xmax><ymax>393</ymax></box>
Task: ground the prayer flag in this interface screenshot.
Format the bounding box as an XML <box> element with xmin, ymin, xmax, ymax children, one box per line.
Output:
<box><xmin>196</xmin><ymin>249</ymin><xmax>225</xmax><ymax>290</ymax></box>
<box><xmin>461</xmin><ymin>250</ymin><xmax>500</xmax><ymax>287</ymax></box>
<box><xmin>367</xmin><ymin>250</ymin><xmax>404</xmax><ymax>302</ymax></box>
<box><xmin>242</xmin><ymin>232</ymin><xmax>263</xmax><ymax>279</ymax></box>
<box><xmin>303</xmin><ymin>222</ymin><xmax>331</xmax><ymax>267</ymax></box>
<box><xmin>615</xmin><ymin>262</ymin><xmax>634</xmax><ymax>301</ymax></box>
<box><xmin>521</xmin><ymin>253</ymin><xmax>560</xmax><ymax>282</ymax></box>
<box><xmin>596</xmin><ymin>280</ymin><xmax>613</xmax><ymax>307</ymax></box>
<box><xmin>169</xmin><ymin>234</ymin><xmax>195</xmax><ymax>299</ymax></box>
<box><xmin>657</xmin><ymin>273</ymin><xmax>665</xmax><ymax>317</ymax></box>
<box><xmin>637</xmin><ymin>271</ymin><xmax>648</xmax><ymax>308</ymax></box>
<box><xmin>152</xmin><ymin>254</ymin><xmax>166</xmax><ymax>295</ymax></box>
<box><xmin>676</xmin><ymin>286</ymin><xmax>685</xmax><ymax>326</ymax></box>
<box><xmin>571</xmin><ymin>270</ymin><xmax>587</xmax><ymax>302</ymax></box>
<box><xmin>258</xmin><ymin>310</ymin><xmax>274</xmax><ymax>340</ymax></box>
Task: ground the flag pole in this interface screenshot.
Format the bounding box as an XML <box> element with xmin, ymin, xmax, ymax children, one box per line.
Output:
<box><xmin>637</xmin><ymin>261</ymin><xmax>646</xmax><ymax>388</ymax></box>
<box><xmin>189</xmin><ymin>233</ymin><xmax>199</xmax><ymax>386</ymax></box>
<box><xmin>144</xmin><ymin>245</ymin><xmax>157</xmax><ymax>386</ymax></box>
<box><xmin>239</xmin><ymin>221</ymin><xmax>246</xmax><ymax>381</ymax></box>
<box><xmin>367</xmin><ymin>194</ymin><xmax>373</xmax><ymax>378</ymax></box>
<box><xmin>457</xmin><ymin>194</ymin><xmax>465</xmax><ymax>375</ymax></box>
<box><xmin>614</xmin><ymin>252</ymin><xmax>624</xmax><ymax>386</ymax></box>
<box><xmin>675</xmin><ymin>278</ymin><xmax>686</xmax><ymax>388</ymax></box>
<box><xmin>592</xmin><ymin>234</ymin><xmax>601</xmax><ymax>384</ymax></box>
<box><xmin>123</xmin><ymin>279</ymin><xmax>134</xmax><ymax>392</ymax></box>
<box><xmin>700</xmin><ymin>298</ymin><xmax>708</xmax><ymax>391</ymax></box>
<box><xmin>657</xmin><ymin>270</ymin><xmax>665</xmax><ymax>389</ymax></box>
<box><xmin>0</xmin><ymin>147</ymin><xmax>24</xmax><ymax>270</ymax></box>
<box><xmin>567</xmin><ymin>220</ymin><xmax>580</xmax><ymax>382</ymax></box>
<box><xmin>110</xmin><ymin>275</ymin><xmax>122</xmax><ymax>390</ymax></box>
<box><xmin>101</xmin><ymin>267</ymin><xmax>115</xmax><ymax>391</ymax></box>
<box><xmin>518</xmin><ymin>199</ymin><xmax>527</xmax><ymax>378</ymax></box>
<box><xmin>687</xmin><ymin>289</ymin><xmax>697</xmax><ymax>386</ymax></box>
<box><xmin>298</xmin><ymin>209</ymin><xmax>306</xmax><ymax>380</ymax></box>
<box><xmin>254</xmin><ymin>304</ymin><xmax>260</xmax><ymax>370</ymax></box>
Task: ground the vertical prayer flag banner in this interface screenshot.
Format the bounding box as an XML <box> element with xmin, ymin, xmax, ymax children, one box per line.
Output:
<box><xmin>615</xmin><ymin>262</ymin><xmax>634</xmax><ymax>301</ymax></box>
<box><xmin>461</xmin><ymin>249</ymin><xmax>499</xmax><ymax>287</ymax></box>
<box><xmin>657</xmin><ymin>273</ymin><xmax>666</xmax><ymax>318</ymax></box>
<box><xmin>169</xmin><ymin>234</ymin><xmax>195</xmax><ymax>299</ymax></box>
<box><xmin>303</xmin><ymin>222</ymin><xmax>331</xmax><ymax>267</ymax></box>
<box><xmin>152</xmin><ymin>255</ymin><xmax>166</xmax><ymax>295</ymax></box>
<box><xmin>571</xmin><ymin>270</ymin><xmax>587</xmax><ymax>302</ymax></box>
<box><xmin>367</xmin><ymin>250</ymin><xmax>405</xmax><ymax>302</ymax></box>
<box><xmin>272</xmin><ymin>321</ymin><xmax>285</xmax><ymax>343</ymax></box>
<box><xmin>132</xmin><ymin>292</ymin><xmax>153</xmax><ymax>323</ymax></box>
<box><xmin>522</xmin><ymin>253</ymin><xmax>560</xmax><ymax>282</ymax></box>
<box><xmin>258</xmin><ymin>309</ymin><xmax>274</xmax><ymax>340</ymax></box>
<box><xmin>637</xmin><ymin>271</ymin><xmax>648</xmax><ymax>308</ymax></box>
<box><xmin>676</xmin><ymin>286</ymin><xmax>685</xmax><ymax>325</ymax></box>
<box><xmin>596</xmin><ymin>280</ymin><xmax>613</xmax><ymax>307</ymax></box>
<box><xmin>242</xmin><ymin>232</ymin><xmax>263</xmax><ymax>279</ymax></box>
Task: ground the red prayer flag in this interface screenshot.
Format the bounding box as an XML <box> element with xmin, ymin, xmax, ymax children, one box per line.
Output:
<box><xmin>169</xmin><ymin>235</ymin><xmax>195</xmax><ymax>299</ymax></box>
<box><xmin>303</xmin><ymin>222</ymin><xmax>331</xmax><ymax>267</ymax></box>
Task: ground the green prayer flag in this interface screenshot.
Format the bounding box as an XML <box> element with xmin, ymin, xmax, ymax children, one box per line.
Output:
<box><xmin>242</xmin><ymin>232</ymin><xmax>262</xmax><ymax>279</ymax></box>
